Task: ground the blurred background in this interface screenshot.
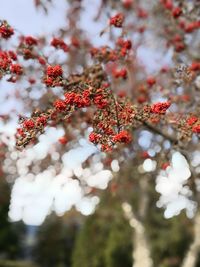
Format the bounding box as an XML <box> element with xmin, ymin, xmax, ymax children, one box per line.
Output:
<box><xmin>0</xmin><ymin>0</ymin><xmax>200</xmax><ymax>267</ymax></box>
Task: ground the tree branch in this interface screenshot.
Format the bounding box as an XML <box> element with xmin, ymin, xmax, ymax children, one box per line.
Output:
<box><xmin>122</xmin><ymin>202</ymin><xmax>153</xmax><ymax>267</ymax></box>
<box><xmin>181</xmin><ymin>212</ymin><xmax>200</xmax><ymax>267</ymax></box>
<box><xmin>143</xmin><ymin>121</ymin><xmax>178</xmax><ymax>144</ymax></box>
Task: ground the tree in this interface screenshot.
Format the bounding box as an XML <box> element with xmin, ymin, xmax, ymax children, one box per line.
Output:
<box><xmin>72</xmin><ymin>183</ymin><xmax>193</xmax><ymax>267</ymax></box>
<box><xmin>33</xmin><ymin>215</ymin><xmax>78</xmax><ymax>267</ymax></box>
<box><xmin>72</xmin><ymin>191</ymin><xmax>133</xmax><ymax>267</ymax></box>
<box><xmin>0</xmin><ymin>179</ymin><xmax>22</xmax><ymax>260</ymax></box>
<box><xmin>0</xmin><ymin>0</ymin><xmax>200</xmax><ymax>266</ymax></box>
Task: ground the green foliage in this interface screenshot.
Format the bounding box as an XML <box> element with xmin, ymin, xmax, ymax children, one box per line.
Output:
<box><xmin>72</xmin><ymin>178</ymin><xmax>194</xmax><ymax>267</ymax></box>
<box><xmin>72</xmin><ymin>195</ymin><xmax>132</xmax><ymax>267</ymax></box>
<box><xmin>145</xmin><ymin>187</ymin><xmax>193</xmax><ymax>267</ymax></box>
<box><xmin>33</xmin><ymin>216</ymin><xmax>78</xmax><ymax>267</ymax></box>
<box><xmin>0</xmin><ymin>260</ymin><xmax>38</xmax><ymax>267</ymax></box>
<box><xmin>104</xmin><ymin>218</ymin><xmax>132</xmax><ymax>267</ymax></box>
<box><xmin>0</xmin><ymin>181</ymin><xmax>22</xmax><ymax>259</ymax></box>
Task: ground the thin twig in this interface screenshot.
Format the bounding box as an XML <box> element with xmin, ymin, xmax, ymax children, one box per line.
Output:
<box><xmin>143</xmin><ymin>121</ymin><xmax>178</xmax><ymax>144</ymax></box>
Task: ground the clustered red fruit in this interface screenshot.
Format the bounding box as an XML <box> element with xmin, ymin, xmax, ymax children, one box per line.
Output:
<box><xmin>44</xmin><ymin>65</ymin><xmax>63</xmax><ymax>87</ymax></box>
<box><xmin>190</xmin><ymin>62</ymin><xmax>200</xmax><ymax>71</ymax></box>
<box><xmin>54</xmin><ymin>86</ymin><xmax>109</xmax><ymax>111</ymax></box>
<box><xmin>66</xmin><ymin>90</ymin><xmax>91</xmax><ymax>108</ymax></box>
<box><xmin>90</xmin><ymin>38</ymin><xmax>132</xmax><ymax>63</ymax></box>
<box><xmin>90</xmin><ymin>46</ymin><xmax>118</xmax><ymax>62</ymax></box>
<box><xmin>160</xmin><ymin>0</ymin><xmax>182</xmax><ymax>18</ymax></box>
<box><xmin>23</xmin><ymin>119</ymin><xmax>35</xmax><ymax>129</ymax></box>
<box><xmin>112</xmin><ymin>130</ymin><xmax>132</xmax><ymax>143</ymax></box>
<box><xmin>53</xmin><ymin>99</ymin><xmax>66</xmax><ymax>111</ymax></box>
<box><xmin>16</xmin><ymin>107</ymin><xmax>53</xmax><ymax>147</ymax></box>
<box><xmin>24</xmin><ymin>36</ymin><xmax>38</xmax><ymax>46</ymax></box>
<box><xmin>36</xmin><ymin>115</ymin><xmax>47</xmax><ymax>125</ymax></box>
<box><xmin>117</xmin><ymin>38</ymin><xmax>132</xmax><ymax>56</ymax></box>
<box><xmin>170</xmin><ymin>34</ymin><xmax>185</xmax><ymax>53</ymax></box>
<box><xmin>187</xmin><ymin>116</ymin><xmax>198</xmax><ymax>126</ymax></box>
<box><xmin>192</xmin><ymin>125</ymin><xmax>200</xmax><ymax>134</ymax></box>
<box><xmin>184</xmin><ymin>21</ymin><xmax>200</xmax><ymax>33</ymax></box>
<box><xmin>10</xmin><ymin>1</ymin><xmax>200</xmax><ymax>153</ymax></box>
<box><xmin>172</xmin><ymin>7</ymin><xmax>182</xmax><ymax>18</ymax></box>
<box><xmin>185</xmin><ymin>115</ymin><xmax>200</xmax><ymax>134</ymax></box>
<box><xmin>151</xmin><ymin>102</ymin><xmax>171</xmax><ymax>114</ymax></box>
<box><xmin>93</xmin><ymin>88</ymin><xmax>109</xmax><ymax>109</ymax></box>
<box><xmin>8</xmin><ymin>51</ymin><xmax>17</xmax><ymax>61</ymax></box>
<box><xmin>160</xmin><ymin>0</ymin><xmax>200</xmax><ymax>37</ymax></box>
<box><xmin>0</xmin><ymin>51</ymin><xmax>12</xmax><ymax>72</ymax></box>
<box><xmin>112</xmin><ymin>68</ymin><xmax>127</xmax><ymax>79</ymax></box>
<box><xmin>17</xmin><ymin>35</ymin><xmax>39</xmax><ymax>60</ymax></box>
<box><xmin>110</xmin><ymin>13</ymin><xmax>124</xmax><ymax>27</ymax></box>
<box><xmin>10</xmin><ymin>64</ymin><xmax>23</xmax><ymax>75</ymax></box>
<box><xmin>51</xmin><ymin>37</ymin><xmax>69</xmax><ymax>52</ymax></box>
<box><xmin>0</xmin><ymin>21</ymin><xmax>14</xmax><ymax>39</ymax></box>
<box><xmin>89</xmin><ymin>132</ymin><xmax>101</xmax><ymax>144</ymax></box>
<box><xmin>0</xmin><ymin>50</ymin><xmax>23</xmax><ymax>80</ymax></box>
<box><xmin>46</xmin><ymin>65</ymin><xmax>63</xmax><ymax>77</ymax></box>
<box><xmin>15</xmin><ymin>57</ymin><xmax>200</xmax><ymax>151</ymax></box>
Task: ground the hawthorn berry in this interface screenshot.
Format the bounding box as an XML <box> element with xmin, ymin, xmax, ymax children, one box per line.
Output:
<box><xmin>187</xmin><ymin>116</ymin><xmax>198</xmax><ymax>126</ymax></box>
<box><xmin>112</xmin><ymin>130</ymin><xmax>132</xmax><ymax>143</ymax></box>
<box><xmin>23</xmin><ymin>119</ymin><xmax>35</xmax><ymax>129</ymax></box>
<box><xmin>0</xmin><ymin>21</ymin><xmax>14</xmax><ymax>39</ymax></box>
<box><xmin>58</xmin><ymin>136</ymin><xmax>68</xmax><ymax>144</ymax></box>
<box><xmin>192</xmin><ymin>125</ymin><xmax>200</xmax><ymax>133</ymax></box>
<box><xmin>53</xmin><ymin>99</ymin><xmax>66</xmax><ymax>111</ymax></box>
<box><xmin>10</xmin><ymin>64</ymin><xmax>23</xmax><ymax>75</ymax></box>
<box><xmin>151</xmin><ymin>102</ymin><xmax>171</xmax><ymax>114</ymax></box>
<box><xmin>110</xmin><ymin>13</ymin><xmax>124</xmax><ymax>28</ymax></box>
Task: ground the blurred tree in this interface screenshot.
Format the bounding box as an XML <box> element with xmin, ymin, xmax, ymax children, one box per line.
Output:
<box><xmin>0</xmin><ymin>180</ymin><xmax>22</xmax><ymax>260</ymax></box>
<box><xmin>33</xmin><ymin>215</ymin><xmax>78</xmax><ymax>267</ymax></box>
<box><xmin>72</xmin><ymin>193</ymin><xmax>132</xmax><ymax>267</ymax></box>
<box><xmin>72</xmin><ymin>161</ymin><xmax>195</xmax><ymax>267</ymax></box>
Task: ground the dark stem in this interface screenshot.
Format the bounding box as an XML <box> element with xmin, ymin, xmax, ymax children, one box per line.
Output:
<box><xmin>143</xmin><ymin>121</ymin><xmax>178</xmax><ymax>144</ymax></box>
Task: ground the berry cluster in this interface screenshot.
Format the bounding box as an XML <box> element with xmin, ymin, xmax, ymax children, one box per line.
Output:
<box><xmin>0</xmin><ymin>21</ymin><xmax>14</xmax><ymax>39</ymax></box>
<box><xmin>112</xmin><ymin>130</ymin><xmax>132</xmax><ymax>143</ymax></box>
<box><xmin>17</xmin><ymin>35</ymin><xmax>39</xmax><ymax>60</ymax></box>
<box><xmin>23</xmin><ymin>36</ymin><xmax>38</xmax><ymax>46</ymax></box>
<box><xmin>185</xmin><ymin>116</ymin><xmax>200</xmax><ymax>134</ymax></box>
<box><xmin>51</xmin><ymin>38</ymin><xmax>69</xmax><ymax>52</ymax></box>
<box><xmin>110</xmin><ymin>13</ymin><xmax>124</xmax><ymax>28</ymax></box>
<box><xmin>90</xmin><ymin>38</ymin><xmax>132</xmax><ymax>63</ymax></box>
<box><xmin>112</xmin><ymin>67</ymin><xmax>127</xmax><ymax>79</ymax></box>
<box><xmin>151</xmin><ymin>102</ymin><xmax>171</xmax><ymax>114</ymax></box>
<box><xmin>116</xmin><ymin>38</ymin><xmax>132</xmax><ymax>57</ymax></box>
<box><xmin>44</xmin><ymin>65</ymin><xmax>63</xmax><ymax>87</ymax></box>
<box><xmin>10</xmin><ymin>63</ymin><xmax>23</xmax><ymax>75</ymax></box>
<box><xmin>0</xmin><ymin>50</ymin><xmax>23</xmax><ymax>80</ymax></box>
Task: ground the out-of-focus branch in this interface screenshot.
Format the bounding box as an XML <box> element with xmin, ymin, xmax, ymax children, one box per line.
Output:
<box><xmin>122</xmin><ymin>202</ymin><xmax>153</xmax><ymax>267</ymax></box>
<box><xmin>143</xmin><ymin>121</ymin><xmax>178</xmax><ymax>144</ymax></box>
<box><xmin>181</xmin><ymin>212</ymin><xmax>200</xmax><ymax>267</ymax></box>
